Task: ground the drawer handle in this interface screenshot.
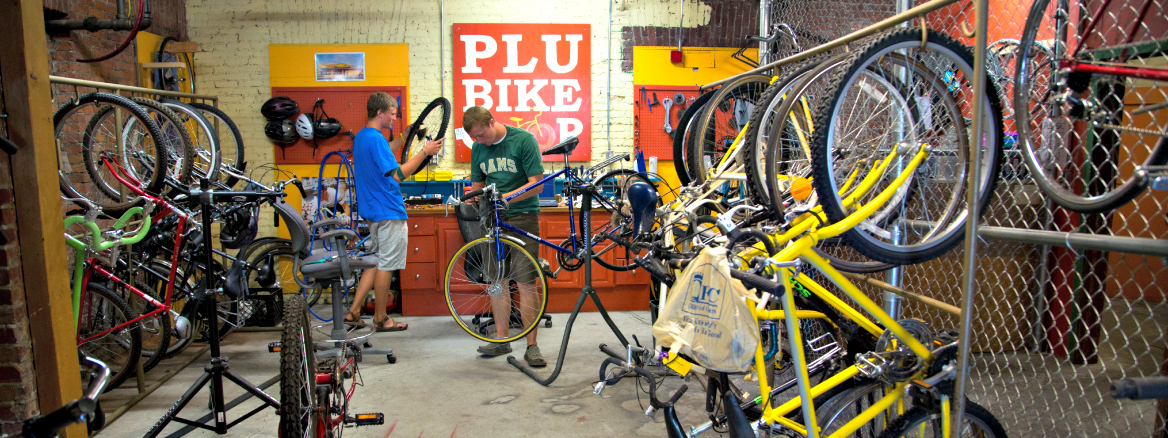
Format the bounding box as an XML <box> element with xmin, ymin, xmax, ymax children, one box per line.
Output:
<box><xmin>414</xmin><ymin>247</ymin><xmax>418</xmax><ymax>252</ymax></box>
<box><xmin>415</xmin><ymin>274</ymin><xmax>420</xmax><ymax>279</ymax></box>
<box><xmin>413</xmin><ymin>224</ymin><xmax>418</xmax><ymax>229</ymax></box>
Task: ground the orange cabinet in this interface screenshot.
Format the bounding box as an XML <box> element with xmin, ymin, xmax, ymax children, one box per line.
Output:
<box><xmin>397</xmin><ymin>208</ymin><xmax>650</xmax><ymax>316</ymax></box>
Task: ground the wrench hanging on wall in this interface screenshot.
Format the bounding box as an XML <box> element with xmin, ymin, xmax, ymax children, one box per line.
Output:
<box><xmin>661</xmin><ymin>97</ymin><xmax>674</xmax><ymax>135</ymax></box>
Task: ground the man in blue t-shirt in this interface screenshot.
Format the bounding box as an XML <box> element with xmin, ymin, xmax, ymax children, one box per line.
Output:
<box><xmin>344</xmin><ymin>91</ymin><xmax>442</xmax><ymax>332</ymax></box>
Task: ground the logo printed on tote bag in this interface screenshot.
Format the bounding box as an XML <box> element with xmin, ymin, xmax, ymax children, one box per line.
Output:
<box><xmin>683</xmin><ymin>267</ymin><xmax>725</xmax><ymax>321</ymax></box>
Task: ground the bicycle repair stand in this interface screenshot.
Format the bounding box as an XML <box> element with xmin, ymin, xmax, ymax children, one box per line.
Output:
<box><xmin>506</xmin><ymin>182</ymin><xmax>632</xmax><ymax>386</ymax></box>
<box><xmin>145</xmin><ymin>179</ymin><xmax>280</xmax><ymax>437</ymax></box>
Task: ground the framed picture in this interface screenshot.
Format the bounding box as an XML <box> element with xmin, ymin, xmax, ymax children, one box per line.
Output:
<box><xmin>315</xmin><ymin>52</ymin><xmax>365</xmax><ymax>81</ymax></box>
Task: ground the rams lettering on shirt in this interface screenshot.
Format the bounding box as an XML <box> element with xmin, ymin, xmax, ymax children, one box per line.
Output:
<box><xmin>479</xmin><ymin>157</ymin><xmax>518</xmax><ymax>175</ymax></box>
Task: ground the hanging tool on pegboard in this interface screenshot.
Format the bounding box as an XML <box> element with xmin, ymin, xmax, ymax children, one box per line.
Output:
<box><xmin>648</xmin><ymin>92</ymin><xmax>660</xmax><ymax>113</ymax></box>
<box><xmin>662</xmin><ymin>97</ymin><xmax>674</xmax><ymax>136</ymax></box>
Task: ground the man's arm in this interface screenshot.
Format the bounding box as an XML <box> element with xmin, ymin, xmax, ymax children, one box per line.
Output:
<box><xmin>504</xmin><ymin>175</ymin><xmax>545</xmax><ymax>202</ymax></box>
<box><xmin>393</xmin><ymin>138</ymin><xmax>444</xmax><ymax>182</ymax></box>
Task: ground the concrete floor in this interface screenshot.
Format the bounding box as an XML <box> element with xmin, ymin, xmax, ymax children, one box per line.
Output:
<box><xmin>95</xmin><ymin>308</ymin><xmax>719</xmax><ymax>438</ymax></box>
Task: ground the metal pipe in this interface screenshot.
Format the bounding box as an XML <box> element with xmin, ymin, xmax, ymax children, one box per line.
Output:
<box><xmin>46</xmin><ymin>0</ymin><xmax>153</xmax><ymax>34</ymax></box>
<box><xmin>116</xmin><ymin>0</ymin><xmax>127</xmax><ymax>20</ymax></box>
<box><xmin>700</xmin><ymin>0</ymin><xmax>959</xmax><ymax>90</ymax></box>
<box><xmin>978</xmin><ymin>225</ymin><xmax>1168</xmax><ymax>257</ymax></box>
<box><xmin>49</xmin><ymin>76</ymin><xmax>218</xmax><ymax>102</ymax></box>
<box><xmin>758</xmin><ymin>0</ymin><xmax>771</xmax><ymax>65</ymax></box>
<box><xmin>607</xmin><ymin>0</ymin><xmax>613</xmax><ymax>156</ymax></box>
<box><xmin>953</xmin><ymin>0</ymin><xmax>989</xmax><ymax>431</ymax></box>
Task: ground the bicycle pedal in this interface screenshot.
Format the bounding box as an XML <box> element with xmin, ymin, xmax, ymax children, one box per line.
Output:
<box><xmin>268</xmin><ymin>342</ymin><xmax>282</xmax><ymax>353</ymax></box>
<box><xmin>346</xmin><ymin>413</ymin><xmax>384</xmax><ymax>427</ymax></box>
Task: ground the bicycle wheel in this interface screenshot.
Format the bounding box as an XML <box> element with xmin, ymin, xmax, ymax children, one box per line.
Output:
<box><xmin>588</xmin><ymin>169</ymin><xmax>657</xmax><ymax>271</ymax></box>
<box><xmin>1015</xmin><ymin>0</ymin><xmax>1168</xmax><ymax>213</ymax></box>
<box><xmin>672</xmin><ymin>91</ymin><xmax>717</xmax><ymax>187</ymax></box>
<box><xmin>77</xmin><ymin>283</ymin><xmax>142</xmax><ymax>392</ymax></box>
<box><xmin>876</xmin><ymin>400</ymin><xmax>1007</xmax><ymax>438</ymax></box>
<box><xmin>815</xmin><ymin>379</ymin><xmax>894</xmax><ymax>437</ymax></box>
<box><xmin>125</xmin><ymin>97</ymin><xmax>195</xmax><ymax>189</ymax></box>
<box><xmin>114</xmin><ymin>263</ymin><xmax>173</xmax><ymax>374</ymax></box>
<box><xmin>244</xmin><ymin>243</ymin><xmax>313</xmax><ymax>305</ymax></box>
<box><xmin>402</xmin><ymin>97</ymin><xmax>451</xmax><ymax>172</ymax></box>
<box><xmin>690</xmin><ymin>75</ymin><xmax>772</xmax><ymax>186</ymax></box>
<box><xmin>56</xmin><ymin>93</ymin><xmax>166</xmax><ymax>214</ymax></box>
<box><xmin>444</xmin><ymin>237</ymin><xmax>548</xmax><ymax>343</ymax></box>
<box><xmin>746</xmin><ymin>55</ymin><xmax>845</xmax><ymax>208</ymax></box>
<box><xmin>810</xmin><ymin>28</ymin><xmax>1004</xmax><ymax>265</ymax></box>
<box><xmin>161</xmin><ymin>99</ymin><xmax>221</xmax><ymax>183</ymax></box>
<box><xmin>188</xmin><ymin>102</ymin><xmax>245</xmax><ymax>188</ymax></box>
<box><xmin>279</xmin><ymin>294</ymin><xmax>317</xmax><ymax>438</ymax></box>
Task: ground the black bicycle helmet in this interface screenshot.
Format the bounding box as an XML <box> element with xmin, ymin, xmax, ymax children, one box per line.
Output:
<box><xmin>265</xmin><ymin>119</ymin><xmax>298</xmax><ymax>144</ymax></box>
<box><xmin>311</xmin><ymin>99</ymin><xmax>343</xmax><ymax>139</ymax></box>
<box><xmin>261</xmin><ymin>96</ymin><xmax>299</xmax><ymax>120</ymax></box>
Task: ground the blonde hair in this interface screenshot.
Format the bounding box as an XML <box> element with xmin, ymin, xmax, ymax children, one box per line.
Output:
<box><xmin>462</xmin><ymin>106</ymin><xmax>494</xmax><ymax>130</ymax></box>
<box><xmin>367</xmin><ymin>92</ymin><xmax>397</xmax><ymax>119</ymax></box>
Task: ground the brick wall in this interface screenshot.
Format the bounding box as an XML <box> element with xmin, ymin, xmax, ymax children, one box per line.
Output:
<box><xmin>0</xmin><ymin>136</ymin><xmax>35</xmax><ymax>435</ymax></box>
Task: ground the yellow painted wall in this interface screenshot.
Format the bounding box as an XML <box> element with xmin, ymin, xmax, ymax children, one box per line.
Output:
<box><xmin>632</xmin><ymin>46</ymin><xmax>758</xmax><ymax>198</ymax></box>
<box><xmin>633</xmin><ymin>46</ymin><xmax>758</xmax><ymax>86</ymax></box>
<box><xmin>269</xmin><ymin>43</ymin><xmax>410</xmax><ymax>89</ymax></box>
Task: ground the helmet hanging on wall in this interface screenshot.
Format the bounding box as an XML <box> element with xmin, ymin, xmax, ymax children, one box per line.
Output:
<box><xmin>312</xmin><ymin>99</ymin><xmax>343</xmax><ymax>139</ymax></box>
<box><xmin>261</xmin><ymin>96</ymin><xmax>299</xmax><ymax>120</ymax></box>
<box><xmin>295</xmin><ymin>113</ymin><xmax>315</xmax><ymax>140</ymax></box>
<box><xmin>265</xmin><ymin>119</ymin><xmax>298</xmax><ymax>144</ymax></box>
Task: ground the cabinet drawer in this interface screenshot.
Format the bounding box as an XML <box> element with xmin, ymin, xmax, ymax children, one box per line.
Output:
<box><xmin>407</xmin><ymin>217</ymin><xmax>434</xmax><ymax>236</ymax></box>
<box><xmin>401</xmin><ymin>263</ymin><xmax>437</xmax><ymax>289</ymax></box>
<box><xmin>406</xmin><ymin>240</ymin><xmax>436</xmax><ymax>263</ymax></box>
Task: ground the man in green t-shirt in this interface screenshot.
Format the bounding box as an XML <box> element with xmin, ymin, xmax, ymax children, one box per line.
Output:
<box><xmin>464</xmin><ymin>106</ymin><xmax>547</xmax><ymax>367</ymax></box>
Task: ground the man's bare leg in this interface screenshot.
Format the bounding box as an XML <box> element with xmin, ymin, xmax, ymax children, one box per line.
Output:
<box><xmin>372</xmin><ymin>269</ymin><xmax>401</xmax><ymax>327</ymax></box>
<box><xmin>346</xmin><ymin>270</ymin><xmax>376</xmax><ymax>322</ymax></box>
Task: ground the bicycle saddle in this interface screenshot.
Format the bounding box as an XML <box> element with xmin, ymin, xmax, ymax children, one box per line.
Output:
<box><xmin>627</xmin><ymin>181</ymin><xmax>658</xmax><ymax>235</ymax></box>
<box><xmin>541</xmin><ymin>136</ymin><xmax>579</xmax><ymax>156</ymax></box>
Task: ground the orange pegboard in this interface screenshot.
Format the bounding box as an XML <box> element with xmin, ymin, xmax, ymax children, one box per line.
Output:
<box><xmin>270</xmin><ymin>86</ymin><xmax>407</xmax><ymax>165</ymax></box>
<box><xmin>634</xmin><ymin>85</ymin><xmax>700</xmax><ymax>161</ymax></box>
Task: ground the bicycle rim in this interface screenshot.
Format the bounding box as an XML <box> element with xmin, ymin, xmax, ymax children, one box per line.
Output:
<box><xmin>161</xmin><ymin>99</ymin><xmax>220</xmax><ymax>184</ymax></box>
<box><xmin>56</xmin><ymin>93</ymin><xmax>166</xmax><ymax>214</ymax></box>
<box><xmin>1014</xmin><ymin>0</ymin><xmax>1168</xmax><ymax>213</ymax></box>
<box><xmin>128</xmin><ymin>97</ymin><xmax>195</xmax><ymax>187</ymax></box>
<box><xmin>78</xmin><ymin>283</ymin><xmax>142</xmax><ymax>392</ymax></box>
<box><xmin>811</xmin><ymin>28</ymin><xmax>1003</xmax><ymax>265</ymax></box>
<box><xmin>877</xmin><ymin>400</ymin><xmax>1007</xmax><ymax>438</ymax></box>
<box><xmin>673</xmin><ymin>91</ymin><xmax>717</xmax><ymax>187</ymax></box>
<box><xmin>404</xmin><ymin>97</ymin><xmax>451</xmax><ymax>171</ymax></box>
<box><xmin>279</xmin><ymin>295</ymin><xmax>317</xmax><ymax>438</ymax></box>
<box><xmin>690</xmin><ymin>75</ymin><xmax>771</xmax><ymax>187</ymax></box>
<box><xmin>444</xmin><ymin>237</ymin><xmax>547</xmax><ymax>343</ymax></box>
<box><xmin>189</xmin><ymin>102</ymin><xmax>246</xmax><ymax>188</ymax></box>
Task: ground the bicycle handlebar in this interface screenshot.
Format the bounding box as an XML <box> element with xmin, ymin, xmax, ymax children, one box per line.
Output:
<box><xmin>597</xmin><ymin>357</ymin><xmax>688</xmax><ymax>410</ymax></box>
<box><xmin>63</xmin><ymin>202</ymin><xmax>155</xmax><ymax>253</ymax></box>
<box><xmin>16</xmin><ymin>357</ymin><xmax>109</xmax><ymax>438</ymax></box>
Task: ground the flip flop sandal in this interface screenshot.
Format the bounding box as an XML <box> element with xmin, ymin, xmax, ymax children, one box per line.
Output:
<box><xmin>373</xmin><ymin>317</ymin><xmax>408</xmax><ymax>332</ymax></box>
<box><xmin>343</xmin><ymin>309</ymin><xmax>365</xmax><ymax>326</ymax></box>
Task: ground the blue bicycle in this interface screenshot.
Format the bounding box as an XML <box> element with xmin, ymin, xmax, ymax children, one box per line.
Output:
<box><xmin>442</xmin><ymin>137</ymin><xmax>656</xmax><ymax>343</ymax></box>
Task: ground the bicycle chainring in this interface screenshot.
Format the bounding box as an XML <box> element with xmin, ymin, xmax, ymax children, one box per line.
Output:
<box><xmin>556</xmin><ymin>238</ymin><xmax>584</xmax><ymax>271</ymax></box>
<box><xmin>869</xmin><ymin>318</ymin><xmax>934</xmax><ymax>382</ymax></box>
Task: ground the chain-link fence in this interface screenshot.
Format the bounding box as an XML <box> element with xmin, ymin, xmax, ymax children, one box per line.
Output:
<box><xmin>763</xmin><ymin>0</ymin><xmax>1168</xmax><ymax>435</ymax></box>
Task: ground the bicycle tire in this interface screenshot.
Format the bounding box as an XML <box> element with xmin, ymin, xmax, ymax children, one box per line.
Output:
<box><xmin>161</xmin><ymin>99</ymin><xmax>221</xmax><ymax>183</ymax></box>
<box><xmin>244</xmin><ymin>244</ymin><xmax>309</xmax><ymax>304</ymax></box>
<box><xmin>188</xmin><ymin>102</ymin><xmax>246</xmax><ymax>188</ymax></box>
<box><xmin>56</xmin><ymin>92</ymin><xmax>166</xmax><ymax>214</ymax></box>
<box><xmin>112</xmin><ymin>265</ymin><xmax>173</xmax><ymax>374</ymax></box>
<box><xmin>587</xmin><ymin>169</ymin><xmax>657</xmax><ymax>271</ymax></box>
<box><xmin>876</xmin><ymin>399</ymin><xmax>1007</xmax><ymax>438</ymax></box>
<box><xmin>78</xmin><ymin>282</ymin><xmax>142</xmax><ymax>392</ymax></box>
<box><xmin>689</xmin><ymin>75</ymin><xmax>772</xmax><ymax>186</ymax></box>
<box><xmin>444</xmin><ymin>237</ymin><xmax>548</xmax><ymax>343</ymax></box>
<box><xmin>402</xmin><ymin>97</ymin><xmax>451</xmax><ymax>172</ymax></box>
<box><xmin>809</xmin><ymin>28</ymin><xmax>1004</xmax><ymax>265</ymax></box>
<box><xmin>279</xmin><ymin>294</ymin><xmax>317</xmax><ymax>438</ymax></box>
<box><xmin>82</xmin><ymin>102</ymin><xmax>174</xmax><ymax>207</ymax></box>
<box><xmin>814</xmin><ymin>379</ymin><xmax>893</xmax><ymax>437</ymax></box>
<box><xmin>672</xmin><ymin>91</ymin><xmax>717</xmax><ymax>187</ymax></box>
<box><xmin>1014</xmin><ymin>0</ymin><xmax>1168</xmax><ymax>213</ymax></box>
<box><xmin>125</xmin><ymin>97</ymin><xmax>195</xmax><ymax>189</ymax></box>
<box><xmin>745</xmin><ymin>55</ymin><xmax>845</xmax><ymax>208</ymax></box>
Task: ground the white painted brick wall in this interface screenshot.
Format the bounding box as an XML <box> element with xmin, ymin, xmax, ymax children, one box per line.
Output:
<box><xmin>187</xmin><ymin>0</ymin><xmax>706</xmax><ymax>234</ymax></box>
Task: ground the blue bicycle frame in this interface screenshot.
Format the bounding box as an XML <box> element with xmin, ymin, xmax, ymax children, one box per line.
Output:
<box><xmin>484</xmin><ymin>165</ymin><xmax>630</xmax><ymax>264</ymax></box>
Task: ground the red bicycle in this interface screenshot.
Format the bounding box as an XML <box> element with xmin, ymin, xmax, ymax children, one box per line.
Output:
<box><xmin>1015</xmin><ymin>0</ymin><xmax>1168</xmax><ymax>213</ymax></box>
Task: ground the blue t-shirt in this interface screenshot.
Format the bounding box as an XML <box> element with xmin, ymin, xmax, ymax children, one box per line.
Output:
<box><xmin>352</xmin><ymin>127</ymin><xmax>407</xmax><ymax>222</ymax></box>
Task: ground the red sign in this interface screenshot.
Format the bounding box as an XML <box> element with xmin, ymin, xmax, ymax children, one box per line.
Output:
<box><xmin>452</xmin><ymin>23</ymin><xmax>591</xmax><ymax>162</ymax></box>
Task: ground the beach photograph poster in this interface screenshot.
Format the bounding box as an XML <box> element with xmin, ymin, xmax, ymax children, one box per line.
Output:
<box><xmin>315</xmin><ymin>52</ymin><xmax>365</xmax><ymax>81</ymax></box>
